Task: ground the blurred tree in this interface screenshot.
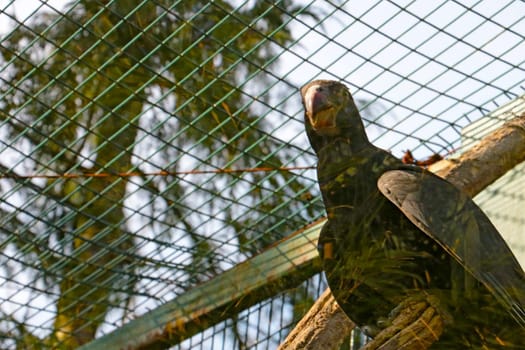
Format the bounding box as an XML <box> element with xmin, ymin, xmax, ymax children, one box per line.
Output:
<box><xmin>0</xmin><ymin>1</ymin><xmax>319</xmax><ymax>348</ymax></box>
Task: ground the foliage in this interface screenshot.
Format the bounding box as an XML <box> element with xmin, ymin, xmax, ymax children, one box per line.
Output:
<box><xmin>0</xmin><ymin>1</ymin><xmax>319</xmax><ymax>347</ymax></box>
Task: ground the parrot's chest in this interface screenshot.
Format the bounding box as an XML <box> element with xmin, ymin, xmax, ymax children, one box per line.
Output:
<box><xmin>319</xmin><ymin>160</ymin><xmax>396</xmax><ymax>236</ymax></box>
<box><xmin>317</xmin><ymin>162</ymin><xmax>450</xmax><ymax>289</ymax></box>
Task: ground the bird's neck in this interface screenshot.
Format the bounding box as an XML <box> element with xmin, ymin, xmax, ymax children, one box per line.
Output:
<box><xmin>316</xmin><ymin>136</ymin><xmax>375</xmax><ymax>184</ymax></box>
<box><xmin>316</xmin><ymin>129</ymin><xmax>371</xmax><ymax>157</ymax></box>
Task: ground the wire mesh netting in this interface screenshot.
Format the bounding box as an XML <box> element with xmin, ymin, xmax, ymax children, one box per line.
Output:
<box><xmin>0</xmin><ymin>0</ymin><xmax>524</xmax><ymax>349</ymax></box>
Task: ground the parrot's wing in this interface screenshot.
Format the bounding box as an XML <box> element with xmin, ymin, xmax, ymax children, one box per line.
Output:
<box><xmin>378</xmin><ymin>168</ymin><xmax>525</xmax><ymax>328</ymax></box>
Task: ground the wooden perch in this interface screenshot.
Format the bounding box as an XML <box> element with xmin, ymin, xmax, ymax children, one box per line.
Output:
<box><xmin>429</xmin><ymin>113</ymin><xmax>525</xmax><ymax>197</ymax></box>
<box><xmin>279</xmin><ymin>112</ymin><xmax>525</xmax><ymax>350</ymax></box>
<box><xmin>79</xmin><ymin>222</ymin><xmax>323</xmax><ymax>350</ymax></box>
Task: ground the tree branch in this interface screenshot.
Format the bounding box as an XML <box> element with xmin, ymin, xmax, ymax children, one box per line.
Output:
<box><xmin>279</xmin><ymin>112</ymin><xmax>525</xmax><ymax>350</ymax></box>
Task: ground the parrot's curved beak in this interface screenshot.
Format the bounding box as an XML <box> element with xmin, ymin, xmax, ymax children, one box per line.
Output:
<box><xmin>303</xmin><ymin>84</ymin><xmax>339</xmax><ymax>136</ymax></box>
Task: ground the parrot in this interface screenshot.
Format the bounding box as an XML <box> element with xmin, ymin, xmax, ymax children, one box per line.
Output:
<box><xmin>301</xmin><ymin>79</ymin><xmax>525</xmax><ymax>348</ymax></box>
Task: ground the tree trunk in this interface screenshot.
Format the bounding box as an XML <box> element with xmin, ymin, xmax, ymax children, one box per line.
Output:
<box><xmin>52</xmin><ymin>62</ymin><xmax>142</xmax><ymax>347</ymax></box>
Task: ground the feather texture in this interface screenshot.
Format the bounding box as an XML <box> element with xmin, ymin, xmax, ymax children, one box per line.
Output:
<box><xmin>302</xmin><ymin>79</ymin><xmax>525</xmax><ymax>348</ymax></box>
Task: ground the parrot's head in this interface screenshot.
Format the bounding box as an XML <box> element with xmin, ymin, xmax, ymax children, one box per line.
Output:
<box><xmin>301</xmin><ymin>80</ymin><xmax>368</xmax><ymax>153</ymax></box>
<box><xmin>301</xmin><ymin>80</ymin><xmax>349</xmax><ymax>136</ymax></box>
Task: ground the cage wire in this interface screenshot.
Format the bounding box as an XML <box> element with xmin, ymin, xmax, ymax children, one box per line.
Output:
<box><xmin>0</xmin><ymin>0</ymin><xmax>524</xmax><ymax>349</ymax></box>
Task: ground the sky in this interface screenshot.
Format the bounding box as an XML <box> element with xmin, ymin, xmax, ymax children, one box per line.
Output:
<box><xmin>0</xmin><ymin>0</ymin><xmax>65</xmax><ymax>33</ymax></box>
<box><xmin>2</xmin><ymin>0</ymin><xmax>524</xmax><ymax>155</ymax></box>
